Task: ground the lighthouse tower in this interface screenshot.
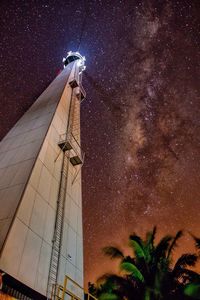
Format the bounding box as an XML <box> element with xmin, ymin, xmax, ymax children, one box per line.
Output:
<box><xmin>0</xmin><ymin>52</ymin><xmax>86</xmax><ymax>299</ymax></box>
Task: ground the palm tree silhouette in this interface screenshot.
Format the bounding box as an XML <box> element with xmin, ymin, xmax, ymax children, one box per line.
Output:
<box><xmin>89</xmin><ymin>227</ymin><xmax>200</xmax><ymax>300</ymax></box>
<box><xmin>183</xmin><ymin>234</ymin><xmax>200</xmax><ymax>299</ymax></box>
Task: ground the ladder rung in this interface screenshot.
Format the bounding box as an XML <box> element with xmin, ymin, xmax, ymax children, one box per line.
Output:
<box><xmin>51</xmin><ymin>254</ymin><xmax>58</xmax><ymax>260</ymax></box>
<box><xmin>53</xmin><ymin>238</ymin><xmax>61</xmax><ymax>244</ymax></box>
<box><xmin>54</xmin><ymin>235</ymin><xmax>61</xmax><ymax>240</ymax></box>
<box><xmin>53</xmin><ymin>245</ymin><xmax>60</xmax><ymax>250</ymax></box>
<box><xmin>56</xmin><ymin>217</ymin><xmax>62</xmax><ymax>222</ymax></box>
<box><xmin>54</xmin><ymin>239</ymin><xmax>61</xmax><ymax>245</ymax></box>
<box><xmin>54</xmin><ymin>240</ymin><xmax>61</xmax><ymax>245</ymax></box>
<box><xmin>52</xmin><ymin>255</ymin><xmax>58</xmax><ymax>260</ymax></box>
<box><xmin>53</xmin><ymin>248</ymin><xmax>59</xmax><ymax>253</ymax></box>
<box><xmin>58</xmin><ymin>206</ymin><xmax>64</xmax><ymax>211</ymax></box>
<box><xmin>52</xmin><ymin>259</ymin><xmax>58</xmax><ymax>264</ymax></box>
<box><xmin>55</xmin><ymin>226</ymin><xmax>62</xmax><ymax>230</ymax></box>
<box><xmin>53</xmin><ymin>241</ymin><xmax>60</xmax><ymax>246</ymax></box>
<box><xmin>50</xmin><ymin>270</ymin><xmax>57</xmax><ymax>276</ymax></box>
<box><xmin>52</xmin><ymin>257</ymin><xmax>58</xmax><ymax>261</ymax></box>
<box><xmin>49</xmin><ymin>276</ymin><xmax>56</xmax><ymax>281</ymax></box>
<box><xmin>57</xmin><ymin>214</ymin><xmax>63</xmax><ymax>219</ymax></box>
<box><xmin>51</xmin><ymin>264</ymin><xmax>58</xmax><ymax>269</ymax></box>
<box><xmin>57</xmin><ymin>214</ymin><xmax>63</xmax><ymax>218</ymax></box>
<box><xmin>55</xmin><ymin>225</ymin><xmax>62</xmax><ymax>231</ymax></box>
<box><xmin>54</xmin><ymin>245</ymin><xmax>60</xmax><ymax>250</ymax></box>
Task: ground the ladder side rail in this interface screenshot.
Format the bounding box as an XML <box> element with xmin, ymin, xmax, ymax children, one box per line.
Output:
<box><xmin>47</xmin><ymin>84</ymin><xmax>75</xmax><ymax>299</ymax></box>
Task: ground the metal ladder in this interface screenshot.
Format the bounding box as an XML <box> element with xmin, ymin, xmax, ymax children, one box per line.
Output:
<box><xmin>47</xmin><ymin>86</ymin><xmax>82</xmax><ymax>298</ymax></box>
<box><xmin>47</xmin><ymin>152</ymin><xmax>69</xmax><ymax>299</ymax></box>
<box><xmin>70</xmin><ymin>96</ymin><xmax>83</xmax><ymax>184</ymax></box>
<box><xmin>70</xmin><ymin>96</ymin><xmax>80</xmax><ymax>142</ymax></box>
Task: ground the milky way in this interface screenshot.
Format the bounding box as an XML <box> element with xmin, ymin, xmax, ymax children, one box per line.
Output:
<box><xmin>0</xmin><ymin>0</ymin><xmax>200</xmax><ymax>287</ymax></box>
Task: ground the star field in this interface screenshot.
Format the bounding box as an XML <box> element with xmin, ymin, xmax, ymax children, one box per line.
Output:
<box><xmin>0</xmin><ymin>0</ymin><xmax>200</xmax><ymax>287</ymax></box>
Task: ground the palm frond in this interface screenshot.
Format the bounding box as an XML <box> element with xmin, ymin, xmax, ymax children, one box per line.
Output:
<box><xmin>103</xmin><ymin>247</ymin><xmax>124</xmax><ymax>260</ymax></box>
<box><xmin>129</xmin><ymin>234</ymin><xmax>143</xmax><ymax>247</ymax></box>
<box><xmin>174</xmin><ymin>253</ymin><xmax>198</xmax><ymax>271</ymax></box>
<box><xmin>192</xmin><ymin>235</ymin><xmax>200</xmax><ymax>251</ymax></box>
<box><xmin>145</xmin><ymin>227</ymin><xmax>157</xmax><ymax>262</ymax></box>
<box><xmin>146</xmin><ymin>226</ymin><xmax>157</xmax><ymax>248</ymax></box>
<box><xmin>154</xmin><ymin>235</ymin><xmax>173</xmax><ymax>261</ymax></box>
<box><xmin>129</xmin><ymin>239</ymin><xmax>145</xmax><ymax>259</ymax></box>
<box><xmin>97</xmin><ymin>274</ymin><xmax>125</xmax><ymax>286</ymax></box>
<box><xmin>120</xmin><ymin>262</ymin><xmax>144</xmax><ymax>282</ymax></box>
<box><xmin>184</xmin><ymin>283</ymin><xmax>200</xmax><ymax>299</ymax></box>
<box><xmin>144</xmin><ymin>289</ymin><xmax>151</xmax><ymax>300</ymax></box>
<box><xmin>167</xmin><ymin>230</ymin><xmax>183</xmax><ymax>259</ymax></box>
<box><xmin>177</xmin><ymin>268</ymin><xmax>200</xmax><ymax>282</ymax></box>
<box><xmin>122</xmin><ymin>255</ymin><xmax>136</xmax><ymax>264</ymax></box>
<box><xmin>97</xmin><ymin>274</ymin><xmax>115</xmax><ymax>285</ymax></box>
<box><xmin>97</xmin><ymin>273</ymin><xmax>138</xmax><ymax>299</ymax></box>
<box><xmin>96</xmin><ymin>275</ymin><xmax>117</xmax><ymax>295</ymax></box>
<box><xmin>99</xmin><ymin>293</ymin><xmax>119</xmax><ymax>300</ymax></box>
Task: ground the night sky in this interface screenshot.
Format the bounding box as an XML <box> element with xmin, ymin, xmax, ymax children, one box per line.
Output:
<box><xmin>0</xmin><ymin>0</ymin><xmax>200</xmax><ymax>287</ymax></box>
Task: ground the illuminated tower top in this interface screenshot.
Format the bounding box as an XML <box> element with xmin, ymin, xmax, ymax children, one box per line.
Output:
<box><xmin>63</xmin><ymin>51</ymin><xmax>86</xmax><ymax>73</ymax></box>
<box><xmin>62</xmin><ymin>51</ymin><xmax>86</xmax><ymax>102</ymax></box>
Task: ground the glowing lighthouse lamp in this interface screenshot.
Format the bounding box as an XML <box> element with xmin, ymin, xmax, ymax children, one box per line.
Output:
<box><xmin>62</xmin><ymin>51</ymin><xmax>86</xmax><ymax>102</ymax></box>
<box><xmin>62</xmin><ymin>51</ymin><xmax>86</xmax><ymax>73</ymax></box>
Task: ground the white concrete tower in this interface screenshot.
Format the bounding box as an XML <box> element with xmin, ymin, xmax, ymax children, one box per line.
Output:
<box><xmin>0</xmin><ymin>52</ymin><xmax>86</xmax><ymax>299</ymax></box>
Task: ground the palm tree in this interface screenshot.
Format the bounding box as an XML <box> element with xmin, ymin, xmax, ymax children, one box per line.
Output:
<box><xmin>89</xmin><ymin>228</ymin><xmax>200</xmax><ymax>300</ymax></box>
<box><xmin>192</xmin><ymin>235</ymin><xmax>200</xmax><ymax>254</ymax></box>
<box><xmin>183</xmin><ymin>234</ymin><xmax>200</xmax><ymax>299</ymax></box>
